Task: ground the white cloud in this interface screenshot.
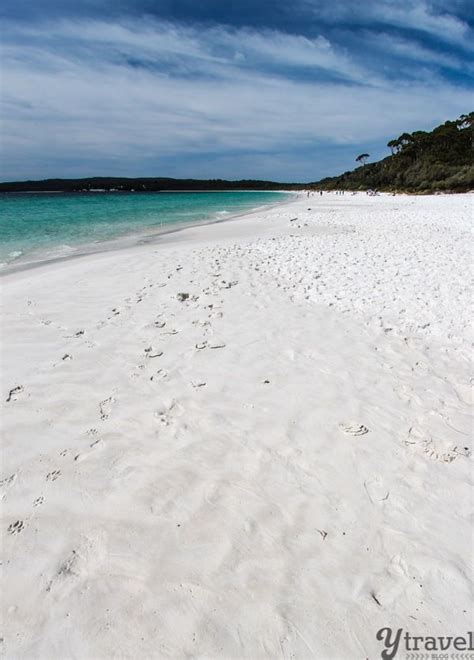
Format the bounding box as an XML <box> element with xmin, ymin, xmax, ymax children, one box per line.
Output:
<box><xmin>379</xmin><ymin>0</ymin><xmax>470</xmax><ymax>43</ymax></box>
<box><xmin>3</xmin><ymin>19</ymin><xmax>374</xmax><ymax>84</ymax></box>
<box><xmin>306</xmin><ymin>0</ymin><xmax>472</xmax><ymax>46</ymax></box>
<box><xmin>362</xmin><ymin>31</ymin><xmax>469</xmax><ymax>70</ymax></box>
<box><xmin>1</xmin><ymin>17</ymin><xmax>473</xmax><ymax>179</ymax></box>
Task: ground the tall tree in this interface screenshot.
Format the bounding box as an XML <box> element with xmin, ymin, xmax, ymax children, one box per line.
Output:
<box><xmin>356</xmin><ymin>153</ymin><xmax>370</xmax><ymax>165</ymax></box>
<box><xmin>387</xmin><ymin>140</ymin><xmax>400</xmax><ymax>155</ymax></box>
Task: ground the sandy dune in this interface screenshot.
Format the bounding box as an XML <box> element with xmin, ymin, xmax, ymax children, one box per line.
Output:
<box><xmin>1</xmin><ymin>193</ymin><xmax>472</xmax><ymax>658</ymax></box>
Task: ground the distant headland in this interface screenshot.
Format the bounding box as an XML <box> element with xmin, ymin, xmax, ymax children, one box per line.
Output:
<box><xmin>0</xmin><ymin>177</ymin><xmax>303</xmax><ymax>194</ymax></box>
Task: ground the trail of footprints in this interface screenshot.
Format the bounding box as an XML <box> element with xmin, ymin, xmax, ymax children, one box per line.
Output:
<box><xmin>5</xmin><ymin>255</ymin><xmax>234</xmax><ymax>409</ymax></box>
<box><xmin>5</xmin><ymin>222</ymin><xmax>471</xmax><ymax>544</ymax></box>
<box><xmin>4</xmin><ymin>429</ymin><xmax>109</xmax><ymax>538</ymax></box>
<box><xmin>6</xmin><ymin>258</ymin><xmax>237</xmax><ymax>543</ymax></box>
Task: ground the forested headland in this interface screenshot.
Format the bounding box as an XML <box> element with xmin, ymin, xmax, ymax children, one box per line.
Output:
<box><xmin>312</xmin><ymin>113</ymin><xmax>473</xmax><ymax>193</ymax></box>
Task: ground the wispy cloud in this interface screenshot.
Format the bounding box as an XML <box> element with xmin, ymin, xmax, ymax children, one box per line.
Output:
<box><xmin>362</xmin><ymin>32</ymin><xmax>464</xmax><ymax>69</ymax></box>
<box><xmin>306</xmin><ymin>0</ymin><xmax>472</xmax><ymax>46</ymax></box>
<box><xmin>1</xmin><ymin>6</ymin><xmax>473</xmax><ymax>181</ymax></box>
<box><xmin>3</xmin><ymin>20</ymin><xmax>373</xmax><ymax>84</ymax></box>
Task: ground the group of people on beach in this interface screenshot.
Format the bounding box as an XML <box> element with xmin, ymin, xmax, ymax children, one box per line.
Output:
<box><xmin>305</xmin><ymin>189</ymin><xmax>352</xmax><ymax>196</ymax></box>
<box><xmin>304</xmin><ymin>188</ymin><xmax>379</xmax><ymax>196</ymax></box>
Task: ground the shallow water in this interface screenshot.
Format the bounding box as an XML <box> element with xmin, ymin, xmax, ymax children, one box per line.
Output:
<box><xmin>0</xmin><ymin>190</ymin><xmax>291</xmax><ymax>269</ymax></box>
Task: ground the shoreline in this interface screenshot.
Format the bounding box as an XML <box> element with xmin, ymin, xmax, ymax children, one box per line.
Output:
<box><xmin>0</xmin><ymin>189</ymin><xmax>298</xmax><ymax>194</ymax></box>
<box><xmin>0</xmin><ymin>192</ymin><xmax>298</xmax><ymax>277</ymax></box>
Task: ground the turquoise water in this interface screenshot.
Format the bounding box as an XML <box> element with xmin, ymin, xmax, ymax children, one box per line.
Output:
<box><xmin>0</xmin><ymin>190</ymin><xmax>291</xmax><ymax>269</ymax></box>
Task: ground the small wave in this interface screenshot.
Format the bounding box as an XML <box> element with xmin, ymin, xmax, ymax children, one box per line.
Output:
<box><xmin>8</xmin><ymin>250</ymin><xmax>23</xmax><ymax>259</ymax></box>
<box><xmin>174</xmin><ymin>211</ymin><xmax>203</xmax><ymax>217</ymax></box>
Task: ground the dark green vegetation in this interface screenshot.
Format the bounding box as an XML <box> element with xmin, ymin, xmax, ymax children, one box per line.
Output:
<box><xmin>314</xmin><ymin>113</ymin><xmax>473</xmax><ymax>193</ymax></box>
<box><xmin>0</xmin><ymin>177</ymin><xmax>303</xmax><ymax>193</ymax></box>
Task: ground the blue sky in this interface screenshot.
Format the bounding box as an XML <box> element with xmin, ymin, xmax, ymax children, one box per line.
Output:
<box><xmin>1</xmin><ymin>0</ymin><xmax>473</xmax><ymax>182</ymax></box>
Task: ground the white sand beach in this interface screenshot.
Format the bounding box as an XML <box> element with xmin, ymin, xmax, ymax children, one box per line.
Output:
<box><xmin>1</xmin><ymin>192</ymin><xmax>472</xmax><ymax>658</ymax></box>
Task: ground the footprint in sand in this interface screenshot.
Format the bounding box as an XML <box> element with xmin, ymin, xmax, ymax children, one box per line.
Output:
<box><xmin>154</xmin><ymin>400</ymin><xmax>183</xmax><ymax>427</ymax></box>
<box><xmin>209</xmin><ymin>341</ymin><xmax>226</xmax><ymax>349</ymax></box>
<box><xmin>46</xmin><ymin>470</ymin><xmax>61</xmax><ymax>482</ymax></box>
<box><xmin>405</xmin><ymin>424</ymin><xmax>466</xmax><ymax>463</ymax></box>
<box><xmin>8</xmin><ymin>520</ymin><xmax>25</xmax><ymax>535</ymax></box>
<box><xmin>155</xmin><ymin>410</ymin><xmax>173</xmax><ymax>426</ymax></box>
<box><xmin>74</xmin><ymin>438</ymin><xmax>104</xmax><ymax>462</ymax></box>
<box><xmin>6</xmin><ymin>386</ymin><xmax>24</xmax><ymax>403</ymax></box>
<box><xmin>339</xmin><ymin>422</ymin><xmax>369</xmax><ymax>436</ymax></box>
<box><xmin>150</xmin><ymin>369</ymin><xmax>168</xmax><ymax>382</ymax></box>
<box><xmin>102</xmin><ymin>308</ymin><xmax>121</xmax><ymax>324</ymax></box>
<box><xmin>220</xmin><ymin>280</ymin><xmax>238</xmax><ymax>290</ymax></box>
<box><xmin>0</xmin><ymin>474</ymin><xmax>17</xmax><ymax>488</ymax></box>
<box><xmin>99</xmin><ymin>397</ymin><xmax>115</xmax><ymax>420</ymax></box>
<box><xmin>64</xmin><ymin>329</ymin><xmax>85</xmax><ymax>339</ymax></box>
<box><xmin>364</xmin><ymin>478</ymin><xmax>389</xmax><ymax>504</ymax></box>
<box><xmin>0</xmin><ymin>474</ymin><xmax>17</xmax><ymax>501</ymax></box>
<box><xmin>46</xmin><ymin>550</ymin><xmax>80</xmax><ymax>592</ymax></box>
<box><xmin>33</xmin><ymin>495</ymin><xmax>45</xmax><ymax>507</ymax></box>
<box><xmin>144</xmin><ymin>347</ymin><xmax>163</xmax><ymax>358</ymax></box>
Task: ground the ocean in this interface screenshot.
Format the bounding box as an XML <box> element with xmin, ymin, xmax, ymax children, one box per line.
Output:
<box><xmin>0</xmin><ymin>190</ymin><xmax>292</xmax><ymax>270</ymax></box>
